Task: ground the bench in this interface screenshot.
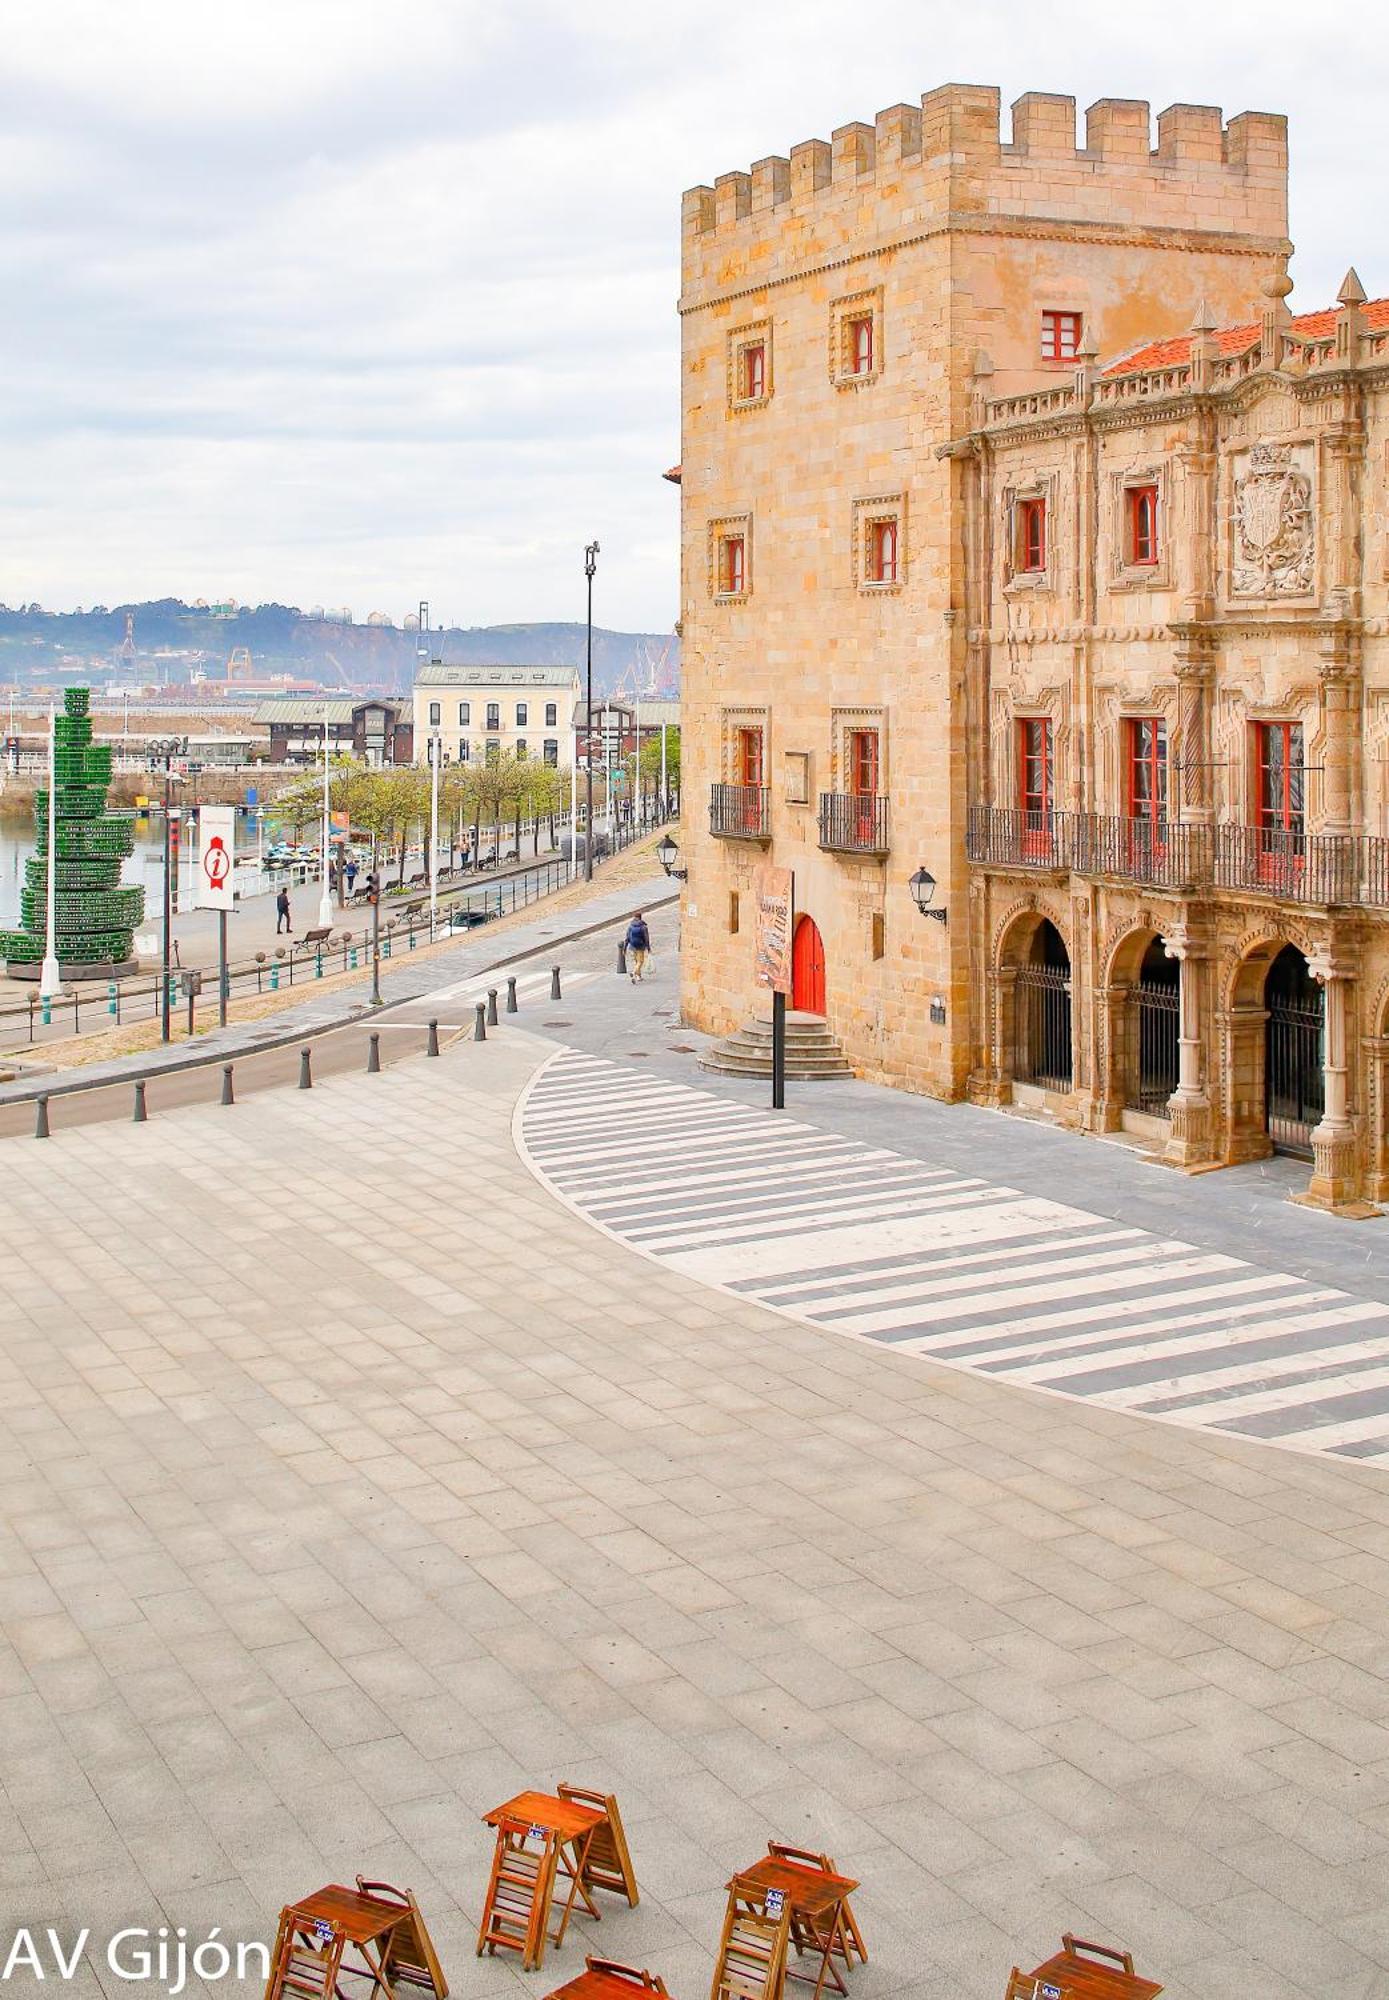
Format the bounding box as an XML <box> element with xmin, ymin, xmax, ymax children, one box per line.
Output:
<box><xmin>302</xmin><ymin>926</ymin><xmax>333</xmax><ymax>947</ymax></box>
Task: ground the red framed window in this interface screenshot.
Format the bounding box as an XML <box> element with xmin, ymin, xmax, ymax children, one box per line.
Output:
<box><xmin>869</xmin><ymin>518</ymin><xmax>898</xmax><ymax>584</ymax></box>
<box><xmin>849</xmin><ymin>729</ymin><xmax>879</xmax><ymax>797</ymax></box>
<box><xmin>1019</xmin><ymin>717</ymin><xmax>1053</xmax><ymax>856</ymax></box>
<box><xmin>741</xmin><ymin>343</ymin><xmax>765</xmax><ymax>400</ymax></box>
<box><xmin>737</xmin><ymin>726</ymin><xmax>763</xmax><ymax>788</ymax></box>
<box><xmin>1127</xmin><ymin>484</ymin><xmax>1159</xmax><ymax>566</ymax></box>
<box><xmin>1255</xmin><ymin>721</ymin><xmax>1305</xmax><ymax>834</ymax></box>
<box><xmin>720</xmin><ymin>535</ymin><xmax>745</xmax><ymax>594</ymax></box>
<box><xmin>847</xmin><ymin>315</ymin><xmax>874</xmax><ymax>376</ymax></box>
<box><xmin>1126</xmin><ymin>717</ymin><xmax>1167</xmax><ymax>827</ymax></box>
<box><xmin>1017</xmin><ymin>497</ymin><xmax>1046</xmax><ymax>573</ymax></box>
<box><xmin>1041</xmin><ymin>310</ymin><xmax>1083</xmax><ymax>361</ymax></box>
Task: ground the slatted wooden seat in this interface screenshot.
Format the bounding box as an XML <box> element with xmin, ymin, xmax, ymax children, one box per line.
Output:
<box><xmin>558</xmin><ymin>1784</ymin><xmax>640</xmax><ymax>1907</ymax></box>
<box><xmin>264</xmin><ymin>1915</ymin><xmax>343</xmax><ymax>2000</ymax></box>
<box><xmin>1005</xmin><ymin>1936</ymin><xmax>1162</xmax><ymax>2000</ymax></box>
<box><xmin>477</xmin><ymin>1818</ymin><xmax>560</xmax><ymax>1972</ymax></box>
<box><xmin>710</xmin><ymin>1900</ymin><xmax>791</xmax><ymax>2000</ymax></box>
<box><xmin>765</xmin><ymin>1845</ymin><xmax>866</xmax><ymax>1977</ymax></box>
<box><xmin>354</xmin><ymin>1879</ymin><xmax>448</xmax><ymax>1998</ymax></box>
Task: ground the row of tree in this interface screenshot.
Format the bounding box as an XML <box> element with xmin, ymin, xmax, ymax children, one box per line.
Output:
<box><xmin>269</xmin><ymin>733</ymin><xmax>681</xmax><ymax>885</ymax></box>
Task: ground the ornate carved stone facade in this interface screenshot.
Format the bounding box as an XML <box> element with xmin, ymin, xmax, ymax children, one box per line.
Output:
<box><xmin>678</xmin><ymin>78</ymin><xmax>1389</xmax><ymax>1208</ymax></box>
<box><xmin>957</xmin><ymin>266</ymin><xmax>1389</xmax><ymax>1211</ymax></box>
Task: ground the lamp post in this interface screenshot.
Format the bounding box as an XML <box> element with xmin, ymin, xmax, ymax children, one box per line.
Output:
<box><xmin>317</xmin><ymin>714</ymin><xmax>333</xmax><ymax>927</ymax></box>
<box><xmin>909</xmin><ymin>866</ymin><xmax>948</xmax><ymax>925</ymax></box>
<box><xmin>583</xmin><ymin>540</ymin><xmax>599</xmax><ymax>881</ymax></box>
<box><xmin>157</xmin><ymin>748</ymin><xmax>184</xmax><ymax>1044</ymax></box>
<box><xmin>569</xmin><ymin>722</ymin><xmax>579</xmax><ymax>881</ymax></box>
<box><xmin>428</xmin><ymin>732</ymin><xmax>441</xmax><ymax>937</ymax></box>
<box><xmin>38</xmin><ymin>709</ymin><xmax>59</xmax><ymax>1001</ymax></box>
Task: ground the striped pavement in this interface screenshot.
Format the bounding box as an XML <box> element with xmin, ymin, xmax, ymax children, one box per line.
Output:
<box><xmin>519</xmin><ymin>1049</ymin><xmax>1389</xmax><ymax>1463</ymax></box>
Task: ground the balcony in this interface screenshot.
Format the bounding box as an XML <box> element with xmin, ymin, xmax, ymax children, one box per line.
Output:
<box><xmin>1213</xmin><ymin>824</ymin><xmax>1359</xmax><ymax>906</ymax></box>
<box><xmin>819</xmin><ymin>791</ymin><xmax>890</xmax><ymax>856</ymax></box>
<box><xmin>1073</xmin><ymin>814</ymin><xmax>1212</xmax><ymax>890</ymax></box>
<box><xmin>965</xmin><ymin>806</ymin><xmax>1070</xmax><ymax>870</ymax></box>
<box><xmin>709</xmin><ymin>782</ymin><xmax>770</xmax><ymax>841</ymax></box>
<box><xmin>968</xmin><ymin>804</ymin><xmax>1381</xmax><ymax>910</ymax></box>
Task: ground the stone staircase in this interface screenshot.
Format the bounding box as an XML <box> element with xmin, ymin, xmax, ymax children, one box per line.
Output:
<box><xmin>698</xmin><ymin>1010</ymin><xmax>855</xmax><ymax>1080</ymax></box>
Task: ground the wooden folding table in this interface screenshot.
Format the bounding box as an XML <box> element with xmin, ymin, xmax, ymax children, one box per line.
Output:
<box><xmin>724</xmin><ymin>1856</ymin><xmax>861</xmax><ymax>2000</ymax></box>
<box><xmin>544</xmin><ymin>1956</ymin><xmax>673</xmax><ymax>1998</ymax></box>
<box><xmin>478</xmin><ymin>1789</ymin><xmax>607</xmax><ymax>1972</ymax></box>
<box><xmin>1005</xmin><ymin>1935</ymin><xmax>1163</xmax><ymax>2000</ymax></box>
<box><xmin>266</xmin><ymin>1885</ymin><xmax>415</xmax><ymax>2000</ymax></box>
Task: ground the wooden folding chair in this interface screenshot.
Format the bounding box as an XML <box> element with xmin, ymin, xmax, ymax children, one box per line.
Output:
<box><xmin>710</xmin><ymin>1898</ymin><xmax>791</xmax><ymax>2000</ymax></box>
<box><xmin>263</xmin><ymin>1912</ymin><xmax>344</xmax><ymax>2000</ymax></box>
<box><xmin>476</xmin><ymin>1818</ymin><xmax>561</xmax><ymax>1972</ymax></box>
<box><xmin>766</xmin><ymin>1845</ymin><xmax>867</xmax><ymax>1973</ymax></box>
<box><xmin>354</xmin><ymin>1879</ymin><xmax>448</xmax><ymax>1998</ymax></box>
<box><xmin>1004</xmin><ymin>1935</ymin><xmax>1162</xmax><ymax>2000</ymax></box>
<box><xmin>558</xmin><ymin>1783</ymin><xmax>640</xmax><ymax>1907</ymax></box>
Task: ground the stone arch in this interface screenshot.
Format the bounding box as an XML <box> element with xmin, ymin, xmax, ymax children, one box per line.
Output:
<box><xmin>1000</xmin><ymin>911</ymin><xmax>1075</xmax><ymax>1094</ymax></box>
<box><xmin>1221</xmin><ymin>927</ymin><xmax>1322</xmax><ymax>1163</ymax></box>
<box><xmin>1095</xmin><ymin>922</ymin><xmax>1180</xmax><ymax>1125</ymax></box>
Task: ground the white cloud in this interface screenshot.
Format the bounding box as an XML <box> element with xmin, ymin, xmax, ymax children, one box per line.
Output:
<box><xmin>0</xmin><ymin>0</ymin><xmax>1384</xmax><ymax>626</ymax></box>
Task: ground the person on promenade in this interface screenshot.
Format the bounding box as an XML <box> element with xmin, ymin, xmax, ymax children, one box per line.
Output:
<box><xmin>625</xmin><ymin>911</ymin><xmax>651</xmax><ymax>983</ymax></box>
<box><xmin>276</xmin><ymin>885</ymin><xmax>292</xmax><ymax>935</ymax></box>
<box><xmin>346</xmin><ymin>856</ymin><xmax>358</xmax><ymax>896</ymax></box>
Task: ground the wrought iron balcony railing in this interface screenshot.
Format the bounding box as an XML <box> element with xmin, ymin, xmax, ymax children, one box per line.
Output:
<box><xmin>709</xmin><ymin>783</ymin><xmax>770</xmax><ymax>841</ymax></box>
<box><xmin>818</xmin><ymin>791</ymin><xmax>890</xmax><ymax>855</ymax></box>
<box><xmin>1213</xmin><ymin>824</ymin><xmax>1359</xmax><ymax>906</ymax></box>
<box><xmin>1071</xmin><ymin>814</ymin><xmax>1212</xmax><ymax>890</ymax></box>
<box><xmin>965</xmin><ymin>806</ymin><xmax>1071</xmax><ymax>870</ymax></box>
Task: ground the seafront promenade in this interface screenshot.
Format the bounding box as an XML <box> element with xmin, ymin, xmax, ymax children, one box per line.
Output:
<box><xmin>2</xmin><ymin>923</ymin><xmax>1389</xmax><ymax>1998</ymax></box>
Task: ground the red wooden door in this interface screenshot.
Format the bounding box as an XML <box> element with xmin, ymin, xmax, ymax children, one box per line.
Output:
<box><xmin>792</xmin><ymin>915</ymin><xmax>826</xmax><ymax>1015</ymax></box>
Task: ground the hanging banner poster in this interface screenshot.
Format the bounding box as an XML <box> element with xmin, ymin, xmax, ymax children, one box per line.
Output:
<box><xmin>754</xmin><ymin>866</ymin><xmax>793</xmax><ymax>994</ymax></box>
<box><xmin>197</xmin><ymin>805</ymin><xmax>236</xmax><ymax>911</ymax></box>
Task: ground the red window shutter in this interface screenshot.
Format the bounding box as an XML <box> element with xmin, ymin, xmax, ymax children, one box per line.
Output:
<box><xmin>1129</xmin><ymin>485</ymin><xmax>1159</xmax><ymax>565</ymax></box>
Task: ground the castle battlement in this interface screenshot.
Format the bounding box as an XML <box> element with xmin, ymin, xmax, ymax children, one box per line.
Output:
<box><xmin>682</xmin><ymin>83</ymin><xmax>1288</xmax><ymax>291</ymax></box>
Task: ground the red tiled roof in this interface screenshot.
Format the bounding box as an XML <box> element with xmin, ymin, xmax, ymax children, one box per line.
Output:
<box><xmin>1103</xmin><ymin>297</ymin><xmax>1389</xmax><ymax>378</ymax></box>
<box><xmin>663</xmin><ymin>464</ymin><xmax>681</xmax><ymax>484</ymax></box>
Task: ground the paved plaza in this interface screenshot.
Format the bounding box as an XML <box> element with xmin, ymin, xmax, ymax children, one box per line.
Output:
<box><xmin>3</xmin><ymin>981</ymin><xmax>1389</xmax><ymax>1998</ymax></box>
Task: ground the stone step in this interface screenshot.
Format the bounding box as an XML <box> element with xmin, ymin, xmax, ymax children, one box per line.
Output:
<box><xmin>698</xmin><ymin>1012</ymin><xmax>855</xmax><ymax>1079</ymax></box>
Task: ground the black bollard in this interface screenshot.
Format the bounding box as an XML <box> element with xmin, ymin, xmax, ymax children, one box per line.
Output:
<box><xmin>221</xmin><ymin>1065</ymin><xmax>235</xmax><ymax>1106</ymax></box>
<box><xmin>427</xmin><ymin>1018</ymin><xmax>440</xmax><ymax>1057</ymax></box>
<box><xmin>550</xmin><ymin>965</ymin><xmax>562</xmax><ymax>1000</ymax></box>
<box><xmin>298</xmin><ymin>1046</ymin><xmax>312</xmax><ymax>1090</ymax></box>
<box><xmin>617</xmin><ymin>942</ymin><xmax>627</xmax><ymax>975</ymax></box>
<box><xmin>505</xmin><ymin>975</ymin><xmax>518</xmax><ymax>1013</ymax></box>
<box><xmin>34</xmin><ymin>1096</ymin><xmax>50</xmax><ymax>1139</ymax></box>
<box><xmin>132</xmin><ymin>1080</ymin><xmax>147</xmax><ymax>1123</ymax></box>
<box><xmin>473</xmin><ymin>1001</ymin><xmax>487</xmax><ymax>1041</ymax></box>
<box><xmin>367</xmin><ymin>1032</ymin><xmax>381</xmax><ymax>1073</ymax></box>
<box><xmin>487</xmin><ymin>988</ymin><xmax>499</xmax><ymax>1026</ymax></box>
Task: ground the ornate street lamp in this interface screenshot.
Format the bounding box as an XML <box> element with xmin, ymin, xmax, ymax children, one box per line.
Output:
<box><xmin>909</xmin><ymin>866</ymin><xmax>947</xmax><ymax>924</ymax></box>
<box><xmin>655</xmin><ymin>832</ymin><xmax>687</xmax><ymax>881</ymax></box>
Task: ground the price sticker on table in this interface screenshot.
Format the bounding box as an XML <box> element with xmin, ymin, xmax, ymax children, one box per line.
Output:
<box><xmin>529</xmin><ymin>1824</ymin><xmax>547</xmax><ymax>1840</ymax></box>
<box><xmin>312</xmin><ymin>1922</ymin><xmax>336</xmax><ymax>1946</ymax></box>
<box><xmin>764</xmin><ymin>1889</ymin><xmax>786</xmax><ymax>1918</ymax></box>
<box><xmin>1039</xmin><ymin>1985</ymin><xmax>1062</xmax><ymax>1999</ymax></box>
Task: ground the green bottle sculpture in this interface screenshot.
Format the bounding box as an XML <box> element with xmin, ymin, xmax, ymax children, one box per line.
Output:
<box><xmin>1</xmin><ymin>687</ymin><xmax>145</xmax><ymax>977</ymax></box>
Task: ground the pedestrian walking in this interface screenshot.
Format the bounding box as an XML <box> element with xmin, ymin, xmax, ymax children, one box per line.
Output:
<box><xmin>276</xmin><ymin>884</ymin><xmax>292</xmax><ymax>935</ymax></box>
<box><xmin>346</xmin><ymin>857</ymin><xmax>358</xmax><ymax>895</ymax></box>
<box><xmin>625</xmin><ymin>910</ymin><xmax>651</xmax><ymax>982</ymax></box>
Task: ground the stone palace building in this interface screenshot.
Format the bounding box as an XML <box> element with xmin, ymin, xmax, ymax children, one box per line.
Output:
<box><xmin>676</xmin><ymin>80</ymin><xmax>1389</xmax><ymax>1210</ymax></box>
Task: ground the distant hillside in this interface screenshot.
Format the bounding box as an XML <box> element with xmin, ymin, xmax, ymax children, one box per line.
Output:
<box><xmin>0</xmin><ymin>601</ymin><xmax>680</xmax><ymax>697</ymax></box>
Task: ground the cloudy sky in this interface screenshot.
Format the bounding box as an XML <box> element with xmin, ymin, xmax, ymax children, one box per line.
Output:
<box><xmin>1</xmin><ymin>0</ymin><xmax>1384</xmax><ymax>631</ymax></box>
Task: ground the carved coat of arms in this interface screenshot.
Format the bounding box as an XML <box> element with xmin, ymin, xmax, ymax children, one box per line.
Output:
<box><xmin>1232</xmin><ymin>441</ymin><xmax>1314</xmax><ymax>596</ymax></box>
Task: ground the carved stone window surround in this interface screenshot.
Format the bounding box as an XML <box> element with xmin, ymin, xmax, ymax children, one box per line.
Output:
<box><xmin>829</xmin><ymin>287</ymin><xmax>884</xmax><ymax>392</ymax></box>
<box><xmin>708</xmin><ymin>514</ymin><xmax>752</xmax><ymax>601</ymax></box>
<box><xmin>727</xmin><ymin>319</ymin><xmax>772</xmax><ymax>413</ymax></box>
<box><xmin>1110</xmin><ymin>463</ymin><xmax>1173</xmax><ymax>592</ymax></box>
<box><xmin>851</xmin><ymin>493</ymin><xmax>907</xmax><ymax>593</ymax></box>
<box><xmin>830</xmin><ymin>706</ymin><xmax>888</xmax><ymax>792</ymax></box>
<box><xmin>1001</xmin><ymin>473</ymin><xmax>1058</xmax><ymax>596</ymax></box>
<box><xmin>720</xmin><ymin>705</ymin><xmax>770</xmax><ymax>784</ymax></box>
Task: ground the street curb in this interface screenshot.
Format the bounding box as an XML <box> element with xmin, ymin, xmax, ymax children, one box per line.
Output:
<box><xmin>0</xmin><ymin>883</ymin><xmax>678</xmax><ymax>1105</ymax></box>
